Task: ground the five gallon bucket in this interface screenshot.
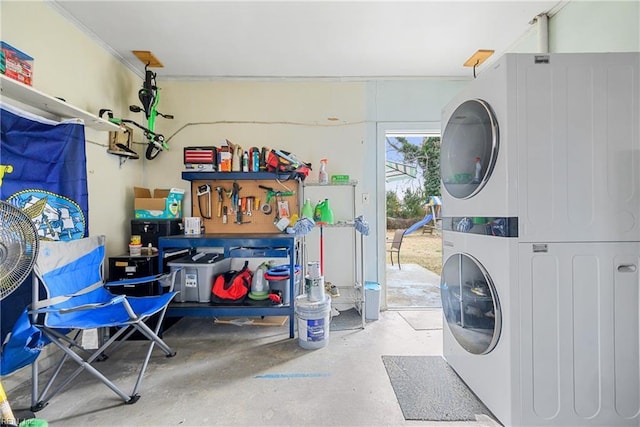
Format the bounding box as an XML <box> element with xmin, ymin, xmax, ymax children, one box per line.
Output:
<box><xmin>295</xmin><ymin>294</ymin><xmax>331</xmax><ymax>350</ymax></box>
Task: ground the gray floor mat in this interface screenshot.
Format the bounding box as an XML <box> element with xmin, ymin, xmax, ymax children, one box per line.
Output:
<box><xmin>330</xmin><ymin>307</ymin><xmax>363</xmax><ymax>331</ymax></box>
<box><xmin>382</xmin><ymin>355</ymin><xmax>496</xmax><ymax>422</ymax></box>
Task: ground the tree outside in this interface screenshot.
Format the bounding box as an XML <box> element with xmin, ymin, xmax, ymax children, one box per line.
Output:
<box><xmin>385</xmin><ymin>135</ymin><xmax>442</xmax><ymax>275</ymax></box>
<box><xmin>386</xmin><ymin>135</ymin><xmax>441</xmax><ymax>222</ymax></box>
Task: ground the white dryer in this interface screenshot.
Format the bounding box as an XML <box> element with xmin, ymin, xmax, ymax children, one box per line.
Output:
<box><xmin>442</xmin><ymin>231</ymin><xmax>640</xmax><ymax>426</ymax></box>
<box><xmin>441</xmin><ymin>53</ymin><xmax>640</xmax><ymax>243</ymax></box>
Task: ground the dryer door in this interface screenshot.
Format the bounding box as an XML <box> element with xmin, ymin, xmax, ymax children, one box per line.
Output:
<box><xmin>441</xmin><ymin>99</ymin><xmax>499</xmax><ymax>199</ymax></box>
<box><xmin>441</xmin><ymin>252</ymin><xmax>501</xmax><ymax>354</ymax></box>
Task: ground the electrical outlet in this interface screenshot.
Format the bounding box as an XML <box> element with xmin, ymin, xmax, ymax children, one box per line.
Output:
<box><xmin>362</xmin><ymin>193</ymin><xmax>370</xmax><ymax>205</ymax></box>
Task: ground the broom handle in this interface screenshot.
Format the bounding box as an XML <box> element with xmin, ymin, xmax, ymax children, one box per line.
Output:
<box><xmin>0</xmin><ymin>381</ymin><xmax>17</xmax><ymax>427</ymax></box>
<box><xmin>320</xmin><ymin>226</ymin><xmax>324</xmax><ymax>276</ymax></box>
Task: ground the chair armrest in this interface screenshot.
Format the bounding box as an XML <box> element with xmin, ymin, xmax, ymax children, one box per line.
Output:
<box><xmin>30</xmin><ymin>295</ymin><xmax>127</xmax><ymax>315</ymax></box>
<box><xmin>105</xmin><ymin>273</ymin><xmax>168</xmax><ymax>287</ymax></box>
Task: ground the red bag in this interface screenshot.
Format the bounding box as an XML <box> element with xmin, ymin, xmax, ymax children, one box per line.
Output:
<box><xmin>266</xmin><ymin>149</ymin><xmax>312</xmax><ymax>180</ymax></box>
<box><xmin>210</xmin><ymin>261</ymin><xmax>253</xmax><ymax>304</ymax></box>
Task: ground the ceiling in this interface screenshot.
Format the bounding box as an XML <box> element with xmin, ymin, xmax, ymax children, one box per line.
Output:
<box><xmin>51</xmin><ymin>1</ymin><xmax>566</xmax><ymax>81</ymax></box>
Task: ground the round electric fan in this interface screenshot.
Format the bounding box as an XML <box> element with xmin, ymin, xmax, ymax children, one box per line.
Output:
<box><xmin>0</xmin><ymin>200</ymin><xmax>39</xmax><ymax>300</ymax></box>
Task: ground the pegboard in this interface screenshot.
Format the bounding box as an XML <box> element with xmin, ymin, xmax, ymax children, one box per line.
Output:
<box><xmin>189</xmin><ymin>178</ymin><xmax>299</xmax><ymax>234</ymax></box>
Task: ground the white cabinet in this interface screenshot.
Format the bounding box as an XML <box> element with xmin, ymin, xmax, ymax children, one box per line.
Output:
<box><xmin>517</xmin><ymin>241</ymin><xmax>640</xmax><ymax>423</ymax></box>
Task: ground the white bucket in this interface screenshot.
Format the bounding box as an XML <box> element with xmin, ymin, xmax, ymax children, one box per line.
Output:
<box><xmin>295</xmin><ymin>294</ymin><xmax>331</xmax><ymax>350</ymax></box>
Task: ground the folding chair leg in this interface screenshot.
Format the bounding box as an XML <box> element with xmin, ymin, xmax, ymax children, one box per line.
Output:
<box><xmin>32</xmin><ymin>326</ymin><xmax>136</xmax><ymax>411</ymax></box>
<box><xmin>130</xmin><ymin>305</ymin><xmax>176</xmax><ymax>396</ymax></box>
<box><xmin>32</xmin><ymin>340</ymin><xmax>132</xmax><ymax>411</ymax></box>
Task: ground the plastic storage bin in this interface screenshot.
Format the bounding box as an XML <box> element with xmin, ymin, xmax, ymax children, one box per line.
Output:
<box><xmin>365</xmin><ymin>281</ymin><xmax>380</xmax><ymax>320</ymax></box>
<box><xmin>168</xmin><ymin>253</ymin><xmax>230</xmax><ymax>302</ymax></box>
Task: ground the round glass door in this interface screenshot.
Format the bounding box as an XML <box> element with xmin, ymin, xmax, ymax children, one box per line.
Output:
<box><xmin>440</xmin><ymin>252</ymin><xmax>501</xmax><ymax>354</ymax></box>
<box><xmin>441</xmin><ymin>99</ymin><xmax>499</xmax><ymax>199</ymax></box>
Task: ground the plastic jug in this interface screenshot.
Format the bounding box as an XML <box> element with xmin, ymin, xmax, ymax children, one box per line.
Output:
<box><xmin>251</xmin><ymin>264</ymin><xmax>268</xmax><ymax>294</ymax></box>
<box><xmin>301</xmin><ymin>199</ymin><xmax>314</xmax><ymax>219</ymax></box>
<box><xmin>314</xmin><ymin>198</ymin><xmax>334</xmax><ymax>225</ymax></box>
<box><xmin>319</xmin><ymin>198</ymin><xmax>334</xmax><ymax>225</ymax></box>
<box><xmin>313</xmin><ymin>200</ymin><xmax>324</xmax><ymax>222</ymax></box>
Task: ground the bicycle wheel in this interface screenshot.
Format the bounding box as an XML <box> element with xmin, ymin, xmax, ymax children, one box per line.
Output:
<box><xmin>145</xmin><ymin>142</ymin><xmax>162</xmax><ymax>160</ymax></box>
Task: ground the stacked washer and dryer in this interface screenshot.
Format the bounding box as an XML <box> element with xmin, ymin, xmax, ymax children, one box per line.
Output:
<box><xmin>440</xmin><ymin>53</ymin><xmax>639</xmax><ymax>426</ymax></box>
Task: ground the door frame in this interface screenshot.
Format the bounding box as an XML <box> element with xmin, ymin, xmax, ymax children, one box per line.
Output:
<box><xmin>376</xmin><ymin>121</ymin><xmax>440</xmax><ymax>310</ymax></box>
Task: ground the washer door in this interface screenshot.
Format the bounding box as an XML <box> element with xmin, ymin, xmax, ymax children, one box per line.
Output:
<box><xmin>441</xmin><ymin>99</ymin><xmax>499</xmax><ymax>199</ymax></box>
<box><xmin>440</xmin><ymin>252</ymin><xmax>501</xmax><ymax>354</ymax></box>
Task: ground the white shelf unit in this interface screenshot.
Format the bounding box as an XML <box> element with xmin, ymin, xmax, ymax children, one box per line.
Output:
<box><xmin>0</xmin><ymin>74</ymin><xmax>120</xmax><ymax>132</ymax></box>
<box><xmin>302</xmin><ymin>180</ymin><xmax>365</xmax><ymax>328</ymax></box>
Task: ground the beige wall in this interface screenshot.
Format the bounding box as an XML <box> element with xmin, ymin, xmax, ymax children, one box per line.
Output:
<box><xmin>153</xmin><ymin>80</ymin><xmax>367</xmax><ymax>206</ymax></box>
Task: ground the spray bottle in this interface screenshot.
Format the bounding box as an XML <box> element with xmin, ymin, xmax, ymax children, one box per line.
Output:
<box><xmin>318</xmin><ymin>158</ymin><xmax>329</xmax><ymax>184</ymax></box>
<box><xmin>242</xmin><ymin>151</ymin><xmax>249</xmax><ymax>172</ymax></box>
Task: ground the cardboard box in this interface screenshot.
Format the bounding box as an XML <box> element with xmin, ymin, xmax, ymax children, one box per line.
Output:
<box><xmin>0</xmin><ymin>41</ymin><xmax>33</xmax><ymax>86</ymax></box>
<box><xmin>134</xmin><ymin>187</ymin><xmax>184</xmax><ymax>219</ymax></box>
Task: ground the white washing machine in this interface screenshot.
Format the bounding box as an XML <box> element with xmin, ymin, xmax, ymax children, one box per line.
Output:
<box><xmin>441</xmin><ymin>53</ymin><xmax>640</xmax><ymax>243</ymax></box>
<box><xmin>442</xmin><ymin>232</ymin><xmax>640</xmax><ymax>426</ymax></box>
<box><xmin>441</xmin><ymin>231</ymin><xmax>519</xmax><ymax>425</ymax></box>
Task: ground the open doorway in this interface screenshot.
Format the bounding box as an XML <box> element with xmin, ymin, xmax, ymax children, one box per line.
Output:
<box><xmin>385</xmin><ymin>131</ymin><xmax>442</xmax><ymax>309</ymax></box>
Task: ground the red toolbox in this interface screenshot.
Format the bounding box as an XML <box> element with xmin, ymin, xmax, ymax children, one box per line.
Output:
<box><xmin>184</xmin><ymin>146</ymin><xmax>218</xmax><ymax>171</ymax></box>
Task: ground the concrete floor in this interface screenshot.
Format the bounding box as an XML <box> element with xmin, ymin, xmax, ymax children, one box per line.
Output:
<box><xmin>386</xmin><ymin>264</ymin><xmax>442</xmax><ymax>308</ymax></box>
<box><xmin>6</xmin><ymin>308</ymin><xmax>501</xmax><ymax>427</ymax></box>
<box><xmin>5</xmin><ymin>264</ymin><xmax>500</xmax><ymax>427</ymax></box>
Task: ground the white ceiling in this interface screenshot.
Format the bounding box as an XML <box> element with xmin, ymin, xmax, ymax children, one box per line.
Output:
<box><xmin>51</xmin><ymin>0</ymin><xmax>566</xmax><ymax>80</ymax></box>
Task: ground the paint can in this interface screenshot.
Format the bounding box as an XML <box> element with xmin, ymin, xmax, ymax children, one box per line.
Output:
<box><xmin>295</xmin><ymin>294</ymin><xmax>331</xmax><ymax>350</ymax></box>
<box><xmin>305</xmin><ymin>276</ymin><xmax>325</xmax><ymax>302</ymax></box>
<box><xmin>129</xmin><ymin>244</ymin><xmax>142</xmax><ymax>257</ymax></box>
<box><xmin>307</xmin><ymin>261</ymin><xmax>321</xmax><ymax>279</ymax></box>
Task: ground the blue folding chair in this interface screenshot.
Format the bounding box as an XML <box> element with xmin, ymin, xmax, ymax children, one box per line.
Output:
<box><xmin>29</xmin><ymin>236</ymin><xmax>178</xmax><ymax>411</ymax></box>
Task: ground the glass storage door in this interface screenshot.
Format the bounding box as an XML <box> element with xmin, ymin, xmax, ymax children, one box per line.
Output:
<box><xmin>441</xmin><ymin>252</ymin><xmax>501</xmax><ymax>354</ymax></box>
<box><xmin>441</xmin><ymin>99</ymin><xmax>499</xmax><ymax>199</ymax></box>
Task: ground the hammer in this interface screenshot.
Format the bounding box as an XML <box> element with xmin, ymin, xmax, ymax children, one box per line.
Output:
<box><xmin>215</xmin><ymin>187</ymin><xmax>225</xmax><ymax>217</ymax></box>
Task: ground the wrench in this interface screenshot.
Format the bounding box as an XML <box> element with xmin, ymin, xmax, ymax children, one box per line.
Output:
<box><xmin>246</xmin><ymin>197</ymin><xmax>253</xmax><ymax>216</ymax></box>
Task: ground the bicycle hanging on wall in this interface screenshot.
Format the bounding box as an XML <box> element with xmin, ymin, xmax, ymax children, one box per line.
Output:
<box><xmin>100</xmin><ymin>63</ymin><xmax>174</xmax><ymax>160</ymax></box>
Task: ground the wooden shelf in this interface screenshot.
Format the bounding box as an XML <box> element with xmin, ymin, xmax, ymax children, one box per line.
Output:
<box><xmin>0</xmin><ymin>75</ymin><xmax>120</xmax><ymax>132</ymax></box>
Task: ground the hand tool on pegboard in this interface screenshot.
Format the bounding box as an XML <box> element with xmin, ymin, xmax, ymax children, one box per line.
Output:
<box><xmin>215</xmin><ymin>186</ymin><xmax>226</xmax><ymax>217</ymax></box>
<box><xmin>258</xmin><ymin>185</ymin><xmax>295</xmax><ymax>215</ymax></box>
<box><xmin>197</xmin><ymin>183</ymin><xmax>212</xmax><ymax>219</ymax></box>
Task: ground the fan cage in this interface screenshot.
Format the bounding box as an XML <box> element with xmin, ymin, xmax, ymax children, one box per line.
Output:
<box><xmin>0</xmin><ymin>200</ymin><xmax>40</xmax><ymax>300</ymax></box>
